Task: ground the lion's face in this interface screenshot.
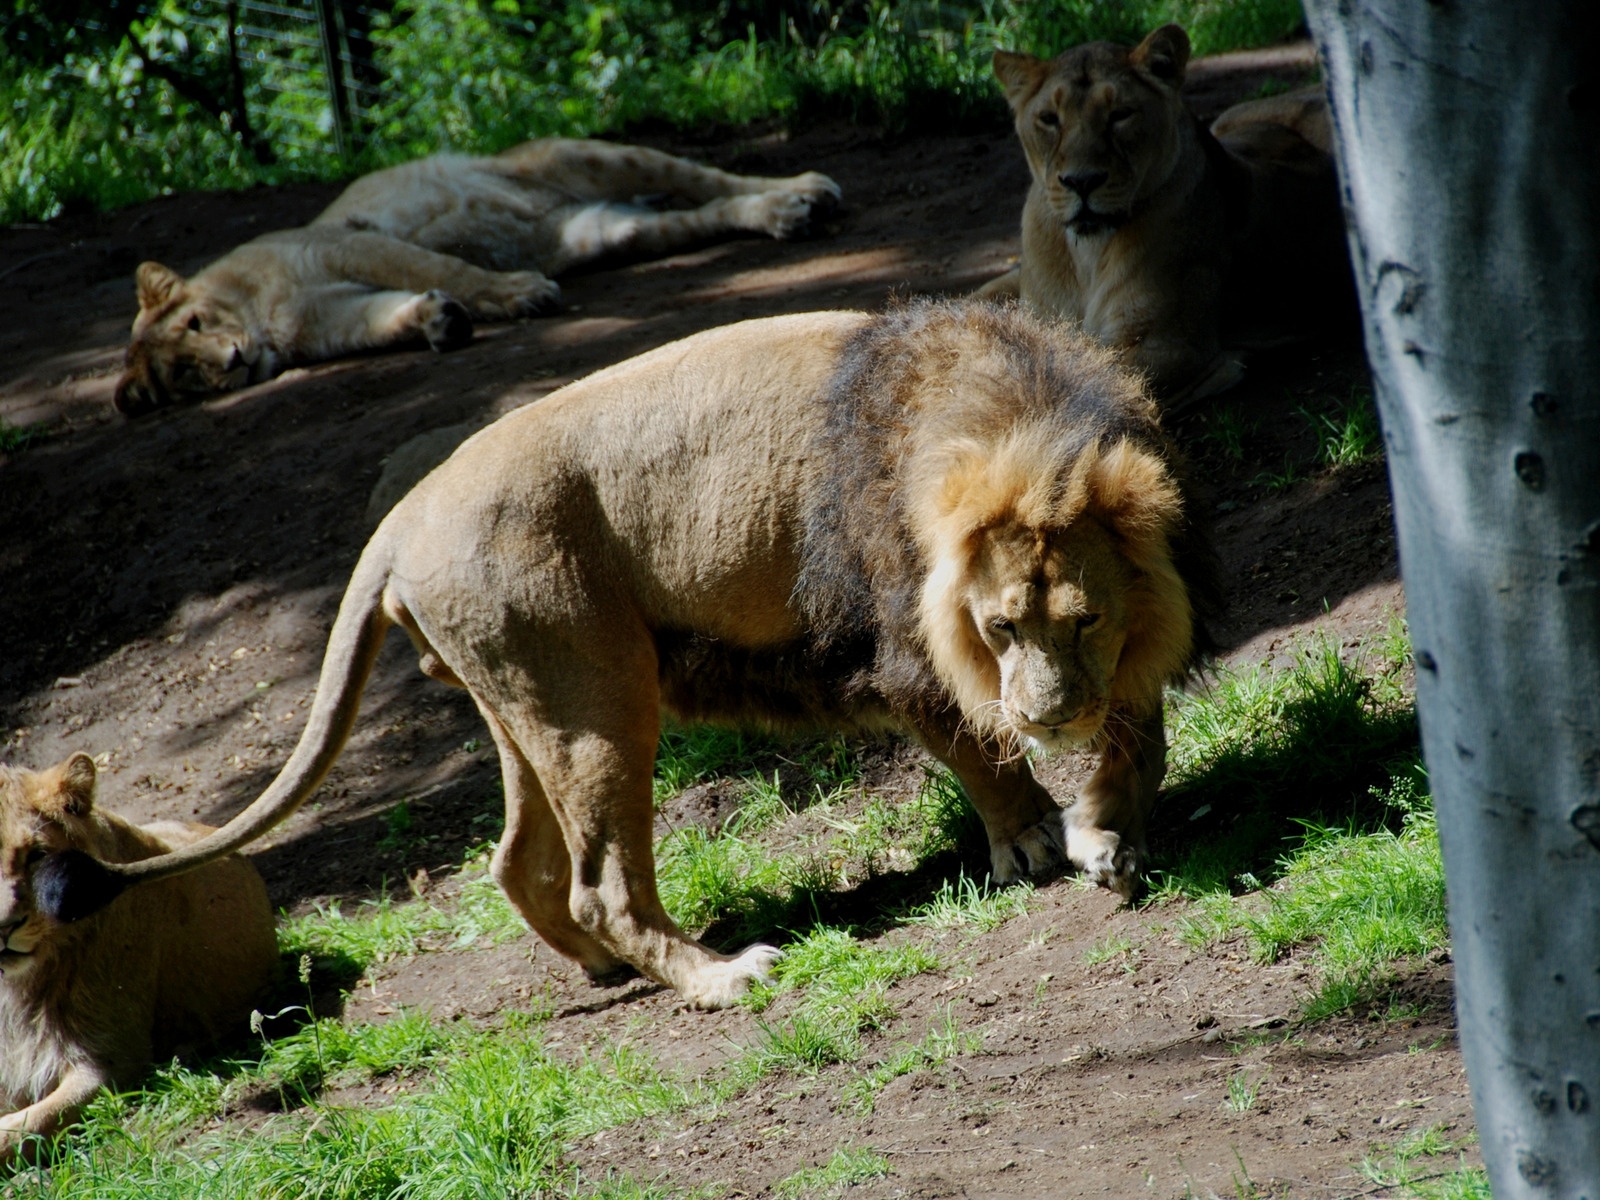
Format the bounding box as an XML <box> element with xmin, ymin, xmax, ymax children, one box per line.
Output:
<box><xmin>114</xmin><ymin>262</ymin><xmax>264</xmax><ymax>416</ymax></box>
<box><xmin>966</xmin><ymin>520</ymin><xmax>1133</xmax><ymax>751</ymax></box>
<box><xmin>916</xmin><ymin>434</ymin><xmax>1195</xmax><ymax>752</ymax></box>
<box><xmin>0</xmin><ymin>756</ymin><xmax>96</xmax><ymax>978</ymax></box>
<box><xmin>993</xmin><ymin>25</ymin><xmax>1191</xmax><ymax>238</ymax></box>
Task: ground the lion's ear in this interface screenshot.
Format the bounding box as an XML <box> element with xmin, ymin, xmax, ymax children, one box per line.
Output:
<box><xmin>36</xmin><ymin>753</ymin><xmax>97</xmax><ymax>819</ymax></box>
<box><xmin>135</xmin><ymin>261</ymin><xmax>185</xmax><ymax>312</ymax></box>
<box><xmin>1082</xmin><ymin>439</ymin><xmax>1184</xmax><ymax>567</ymax></box>
<box><xmin>993</xmin><ymin>50</ymin><xmax>1049</xmax><ymax>111</ymax></box>
<box><xmin>1130</xmin><ymin>24</ymin><xmax>1190</xmax><ymax>87</ymax></box>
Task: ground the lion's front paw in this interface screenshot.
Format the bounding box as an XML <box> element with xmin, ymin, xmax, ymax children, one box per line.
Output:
<box><xmin>746</xmin><ymin>180</ymin><xmax>837</xmax><ymax>240</ymax></box>
<box><xmin>478</xmin><ymin>272</ymin><xmax>562</xmax><ymax>319</ymax></box>
<box><xmin>1065</xmin><ymin>820</ymin><xmax>1142</xmax><ymax>900</ymax></box>
<box><xmin>989</xmin><ymin>812</ymin><xmax>1068</xmax><ymax>883</ymax></box>
<box><xmin>419</xmin><ymin>290</ymin><xmax>473</xmax><ymax>352</ymax></box>
<box><xmin>680</xmin><ymin>943</ymin><xmax>781</xmax><ymax>1009</ymax></box>
<box><xmin>779</xmin><ymin>171</ymin><xmax>842</xmax><ymax>210</ymax></box>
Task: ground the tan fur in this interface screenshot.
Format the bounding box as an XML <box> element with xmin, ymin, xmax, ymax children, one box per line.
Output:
<box><xmin>114</xmin><ymin>138</ymin><xmax>841</xmax><ymax>415</ymax></box>
<box><xmin>981</xmin><ymin>25</ymin><xmax>1350</xmax><ymax>407</ymax></box>
<box><xmin>0</xmin><ymin>754</ymin><xmax>276</xmax><ymax>1159</ymax></box>
<box><xmin>60</xmin><ymin>303</ymin><xmax>1213</xmax><ymax>1010</ymax></box>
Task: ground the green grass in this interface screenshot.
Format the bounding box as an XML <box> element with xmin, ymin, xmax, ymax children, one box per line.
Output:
<box><xmin>902</xmin><ymin>872</ymin><xmax>1032</xmax><ymax>933</ymax></box>
<box><xmin>1152</xmin><ymin>629</ymin><xmax>1446</xmax><ymax>1018</ymax></box>
<box><xmin>1224</xmin><ymin>1070</ymin><xmax>1260</xmax><ymax>1113</ymax></box>
<box><xmin>1360</xmin><ymin>1127</ymin><xmax>1488</xmax><ymax>1200</ymax></box>
<box><xmin>0</xmin><ymin>420</ymin><xmax>44</xmax><ymax>454</ymax></box>
<box><xmin>4</xmin><ymin>0</ymin><xmax>1307</xmax><ymax>223</ymax></box>
<box><xmin>1303</xmin><ymin>388</ymin><xmax>1382</xmax><ymax>468</ymax></box>
<box><xmin>774</xmin><ymin>1146</ymin><xmax>890</xmax><ymax>1198</ymax></box>
<box><xmin>1156</xmin><ymin>631</ymin><xmax>1418</xmax><ymax>898</ymax></box>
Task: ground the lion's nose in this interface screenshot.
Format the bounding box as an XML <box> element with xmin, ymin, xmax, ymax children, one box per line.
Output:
<box><xmin>1059</xmin><ymin>171</ymin><xmax>1108</xmax><ymax>200</ymax></box>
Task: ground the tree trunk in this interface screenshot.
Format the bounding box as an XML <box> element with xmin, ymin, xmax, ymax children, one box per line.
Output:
<box><xmin>1301</xmin><ymin>2</ymin><xmax>1600</xmax><ymax>1195</ymax></box>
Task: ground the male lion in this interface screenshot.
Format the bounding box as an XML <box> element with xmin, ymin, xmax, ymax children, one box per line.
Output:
<box><xmin>41</xmin><ymin>302</ymin><xmax>1219</xmax><ymax>1009</ymax></box>
<box><xmin>979</xmin><ymin>25</ymin><xmax>1352</xmax><ymax>407</ymax></box>
<box><xmin>113</xmin><ymin>138</ymin><xmax>841</xmax><ymax>415</ymax></box>
<box><xmin>1</xmin><ymin>754</ymin><xmax>276</xmax><ymax>1158</ymax></box>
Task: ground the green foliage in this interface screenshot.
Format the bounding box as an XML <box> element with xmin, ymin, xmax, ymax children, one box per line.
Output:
<box><xmin>774</xmin><ymin>1146</ymin><xmax>890</xmax><ymax>1198</ymax></box>
<box><xmin>841</xmin><ymin>1005</ymin><xmax>978</xmax><ymax>1114</ymax></box>
<box><xmin>903</xmin><ymin>871</ymin><xmax>1031</xmax><ymax>932</ymax></box>
<box><xmin>1303</xmin><ymin>388</ymin><xmax>1382</xmax><ymax>468</ymax></box>
<box><xmin>1155</xmin><ymin>632</ymin><xmax>1417</xmax><ymax>899</ymax></box>
<box><xmin>4</xmin><ymin>0</ymin><xmax>1306</xmax><ymax>222</ymax></box>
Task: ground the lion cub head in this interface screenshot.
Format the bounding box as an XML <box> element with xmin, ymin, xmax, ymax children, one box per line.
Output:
<box><xmin>916</xmin><ymin>435</ymin><xmax>1194</xmax><ymax>755</ymax></box>
<box><xmin>0</xmin><ymin>754</ymin><xmax>100</xmax><ymax>978</ymax></box>
<box><xmin>115</xmin><ymin>263</ymin><xmax>264</xmax><ymax>416</ymax></box>
<box><xmin>993</xmin><ymin>24</ymin><xmax>1192</xmax><ymax>237</ymax></box>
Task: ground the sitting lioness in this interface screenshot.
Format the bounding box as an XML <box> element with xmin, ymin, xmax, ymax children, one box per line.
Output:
<box><xmin>979</xmin><ymin>25</ymin><xmax>1352</xmax><ymax>407</ymax></box>
<box><xmin>113</xmin><ymin>138</ymin><xmax>842</xmax><ymax>415</ymax></box>
<box><xmin>1</xmin><ymin>753</ymin><xmax>276</xmax><ymax>1158</ymax></box>
<box><xmin>41</xmin><ymin>301</ymin><xmax>1219</xmax><ymax>1009</ymax></box>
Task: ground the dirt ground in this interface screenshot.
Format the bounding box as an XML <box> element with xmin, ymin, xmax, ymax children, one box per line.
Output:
<box><xmin>0</xmin><ymin>43</ymin><xmax>1472</xmax><ymax>1199</ymax></box>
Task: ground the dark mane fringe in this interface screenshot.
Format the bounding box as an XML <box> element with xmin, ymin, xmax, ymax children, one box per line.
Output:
<box><xmin>794</xmin><ymin>298</ymin><xmax>1223</xmax><ymax>710</ymax></box>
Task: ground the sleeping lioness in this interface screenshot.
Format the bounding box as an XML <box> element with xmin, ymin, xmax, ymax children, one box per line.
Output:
<box><xmin>979</xmin><ymin>25</ymin><xmax>1352</xmax><ymax>407</ymax></box>
<box><xmin>41</xmin><ymin>301</ymin><xmax>1219</xmax><ymax>1010</ymax></box>
<box><xmin>1</xmin><ymin>754</ymin><xmax>276</xmax><ymax>1158</ymax></box>
<box><xmin>113</xmin><ymin>138</ymin><xmax>841</xmax><ymax>415</ymax></box>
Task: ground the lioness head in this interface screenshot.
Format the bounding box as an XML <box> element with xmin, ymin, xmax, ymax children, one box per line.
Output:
<box><xmin>917</xmin><ymin>435</ymin><xmax>1193</xmax><ymax>754</ymax></box>
<box><xmin>114</xmin><ymin>262</ymin><xmax>265</xmax><ymax>416</ymax></box>
<box><xmin>0</xmin><ymin>754</ymin><xmax>98</xmax><ymax>977</ymax></box>
<box><xmin>993</xmin><ymin>24</ymin><xmax>1191</xmax><ymax>237</ymax></box>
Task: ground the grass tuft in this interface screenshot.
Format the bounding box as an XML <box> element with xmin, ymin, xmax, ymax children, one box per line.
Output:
<box><xmin>774</xmin><ymin>1146</ymin><xmax>891</xmax><ymax>1198</ymax></box>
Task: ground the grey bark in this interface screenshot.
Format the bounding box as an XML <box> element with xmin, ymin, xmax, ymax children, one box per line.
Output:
<box><xmin>1301</xmin><ymin>2</ymin><xmax>1600</xmax><ymax>1195</ymax></box>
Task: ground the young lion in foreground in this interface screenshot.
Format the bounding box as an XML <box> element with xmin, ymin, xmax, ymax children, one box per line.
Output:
<box><xmin>43</xmin><ymin>301</ymin><xmax>1219</xmax><ymax>1009</ymax></box>
<box><xmin>1</xmin><ymin>754</ymin><xmax>276</xmax><ymax>1158</ymax></box>
<box><xmin>113</xmin><ymin>138</ymin><xmax>841</xmax><ymax>415</ymax></box>
<box><xmin>980</xmin><ymin>25</ymin><xmax>1352</xmax><ymax>407</ymax></box>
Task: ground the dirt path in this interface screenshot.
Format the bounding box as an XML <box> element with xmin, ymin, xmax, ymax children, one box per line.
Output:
<box><xmin>0</xmin><ymin>45</ymin><xmax>1463</xmax><ymax>1198</ymax></box>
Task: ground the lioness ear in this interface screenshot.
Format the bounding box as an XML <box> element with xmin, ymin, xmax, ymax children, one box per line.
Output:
<box><xmin>993</xmin><ymin>50</ymin><xmax>1049</xmax><ymax>111</ymax></box>
<box><xmin>135</xmin><ymin>261</ymin><xmax>185</xmax><ymax>312</ymax></box>
<box><xmin>1130</xmin><ymin>24</ymin><xmax>1190</xmax><ymax>87</ymax></box>
<box><xmin>1082</xmin><ymin>439</ymin><xmax>1184</xmax><ymax>567</ymax></box>
<box><xmin>39</xmin><ymin>753</ymin><xmax>97</xmax><ymax>819</ymax></box>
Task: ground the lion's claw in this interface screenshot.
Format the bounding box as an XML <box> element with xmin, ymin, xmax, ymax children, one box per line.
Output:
<box><xmin>1065</xmin><ymin>818</ymin><xmax>1142</xmax><ymax>900</ymax></box>
<box><xmin>989</xmin><ymin>811</ymin><xmax>1070</xmax><ymax>883</ymax></box>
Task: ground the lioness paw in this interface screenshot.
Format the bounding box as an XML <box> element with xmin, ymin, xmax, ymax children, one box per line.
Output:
<box><xmin>779</xmin><ymin>171</ymin><xmax>842</xmax><ymax>209</ymax></box>
<box><xmin>1065</xmin><ymin>820</ymin><xmax>1142</xmax><ymax>901</ymax></box>
<box><xmin>482</xmin><ymin>272</ymin><xmax>561</xmax><ymax>319</ymax></box>
<box><xmin>747</xmin><ymin>190</ymin><xmax>827</xmax><ymax>240</ymax></box>
<box><xmin>989</xmin><ymin>813</ymin><xmax>1068</xmax><ymax>883</ymax></box>
<box><xmin>680</xmin><ymin>943</ymin><xmax>781</xmax><ymax>1009</ymax></box>
<box><xmin>419</xmin><ymin>291</ymin><xmax>473</xmax><ymax>352</ymax></box>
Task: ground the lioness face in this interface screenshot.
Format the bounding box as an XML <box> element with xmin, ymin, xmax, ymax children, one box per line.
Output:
<box><xmin>114</xmin><ymin>262</ymin><xmax>262</xmax><ymax>416</ymax></box>
<box><xmin>0</xmin><ymin>756</ymin><xmax>94</xmax><ymax>978</ymax></box>
<box><xmin>995</xmin><ymin>25</ymin><xmax>1191</xmax><ymax>238</ymax></box>
<box><xmin>969</xmin><ymin>520</ymin><xmax>1133</xmax><ymax>752</ymax></box>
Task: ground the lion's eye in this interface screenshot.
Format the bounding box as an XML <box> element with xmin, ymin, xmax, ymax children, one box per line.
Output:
<box><xmin>1036</xmin><ymin>111</ymin><xmax>1059</xmax><ymax>128</ymax></box>
<box><xmin>187</xmin><ymin>314</ymin><xmax>203</xmax><ymax>332</ymax></box>
<box><xmin>1077</xmin><ymin>613</ymin><xmax>1102</xmax><ymax>631</ymax></box>
<box><xmin>990</xmin><ymin>618</ymin><xmax>1017</xmax><ymax>638</ymax></box>
<box><xmin>1108</xmin><ymin>108</ymin><xmax>1135</xmax><ymax>125</ymax></box>
<box><xmin>24</xmin><ymin>848</ymin><xmax>45</xmax><ymax>869</ymax></box>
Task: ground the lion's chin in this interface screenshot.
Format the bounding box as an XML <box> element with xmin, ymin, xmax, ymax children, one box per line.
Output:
<box><xmin>1065</xmin><ymin>209</ymin><xmax>1127</xmax><ymax>239</ymax></box>
<box><xmin>1020</xmin><ymin>722</ymin><xmax>1101</xmax><ymax>757</ymax></box>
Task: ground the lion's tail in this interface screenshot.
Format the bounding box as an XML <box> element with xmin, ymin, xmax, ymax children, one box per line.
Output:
<box><xmin>34</xmin><ymin>550</ymin><xmax>395</xmax><ymax>923</ymax></box>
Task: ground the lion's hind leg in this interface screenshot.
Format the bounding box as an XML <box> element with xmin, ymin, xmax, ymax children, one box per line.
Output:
<box><xmin>479</xmin><ymin>711</ymin><xmax>622</xmax><ymax>978</ymax></box>
<box><xmin>481</xmin><ymin>673</ymin><xmax>779</xmax><ymax>1009</ymax></box>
